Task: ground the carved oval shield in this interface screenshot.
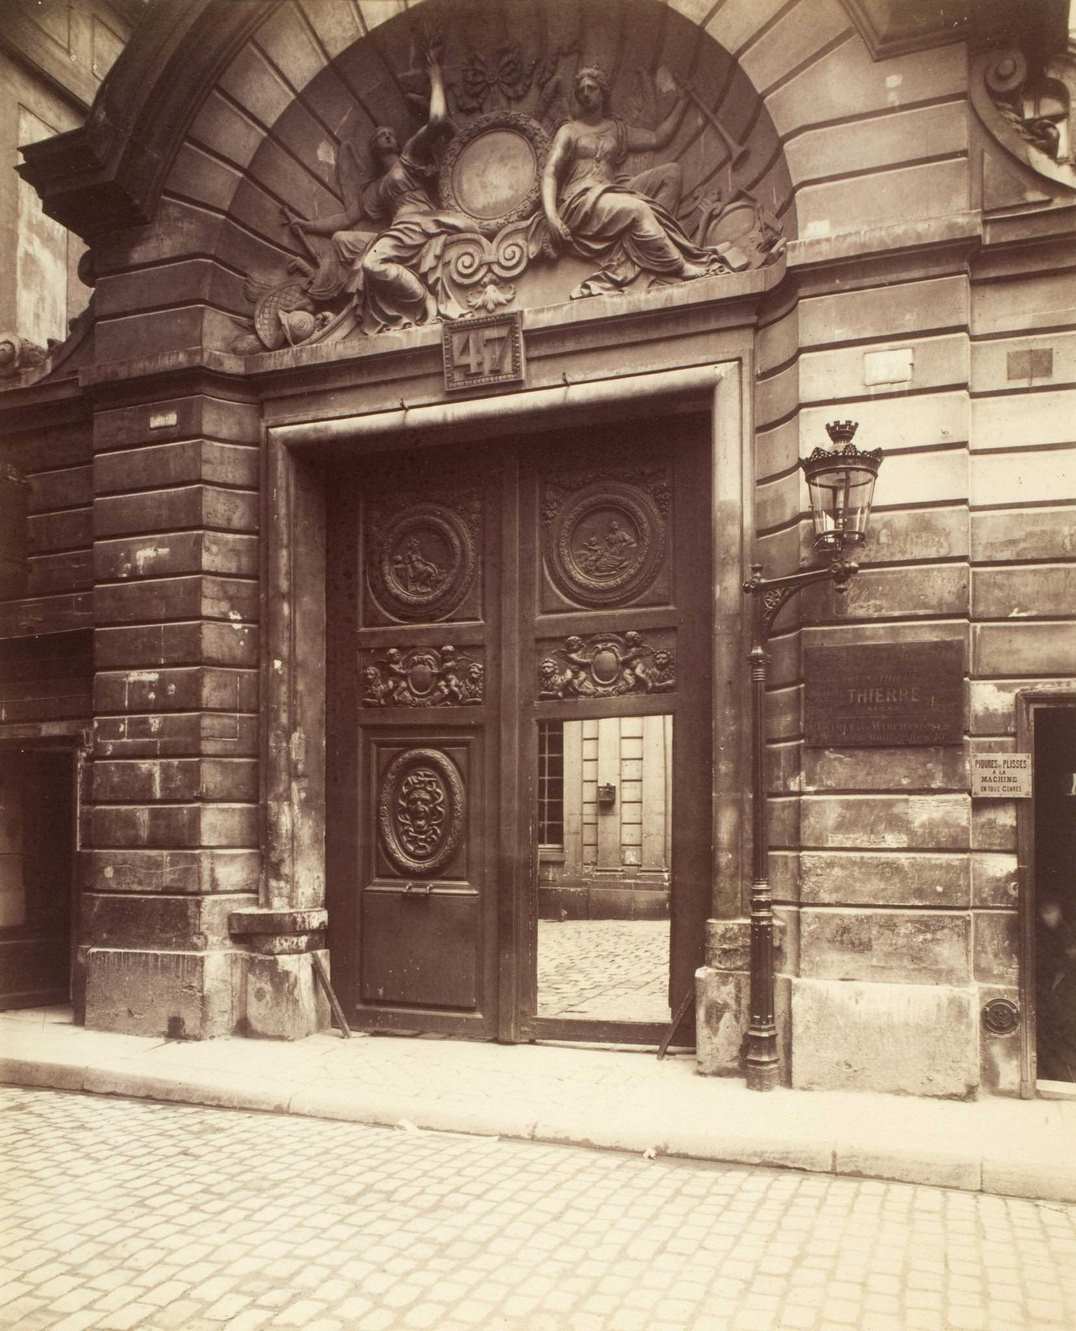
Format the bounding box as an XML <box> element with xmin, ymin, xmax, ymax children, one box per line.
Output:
<box><xmin>368</xmin><ymin>503</ymin><xmax>477</xmax><ymax>622</ymax></box>
<box><xmin>547</xmin><ymin>481</ymin><xmax>665</xmax><ymax>607</ymax></box>
<box><xmin>439</xmin><ymin>111</ymin><xmax>551</xmax><ymax>236</ymax></box>
<box><xmin>378</xmin><ymin>748</ymin><xmax>466</xmax><ymax>875</ymax></box>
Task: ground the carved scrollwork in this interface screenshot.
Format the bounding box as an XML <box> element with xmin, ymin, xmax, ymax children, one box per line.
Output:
<box><xmin>543</xmin><ymin>476</ymin><xmax>667</xmax><ymax>608</ymax></box>
<box><xmin>378</xmin><ymin>747</ymin><xmax>466</xmax><ymax>875</ymax></box>
<box><xmin>538</xmin><ymin>631</ymin><xmax>675</xmax><ymax>700</ymax></box>
<box><xmin>972</xmin><ymin>44</ymin><xmax>1076</xmax><ymax>195</ymax></box>
<box><xmin>360</xmin><ymin>645</ymin><xmax>485</xmax><ymax>707</ymax></box>
<box><xmin>366</xmin><ymin>491</ymin><xmax>481</xmax><ymax>623</ymax></box>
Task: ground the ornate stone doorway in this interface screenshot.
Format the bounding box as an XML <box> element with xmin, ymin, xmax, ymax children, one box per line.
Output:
<box><xmin>324</xmin><ymin>413</ymin><xmax>712</xmax><ymax>1043</ymax></box>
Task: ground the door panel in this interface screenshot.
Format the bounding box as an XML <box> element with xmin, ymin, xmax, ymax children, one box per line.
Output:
<box><xmin>327</xmin><ymin>414</ymin><xmax>712</xmax><ymax>1043</ymax></box>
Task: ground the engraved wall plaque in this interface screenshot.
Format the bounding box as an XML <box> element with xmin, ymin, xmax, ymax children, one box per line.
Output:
<box><xmin>804</xmin><ymin>640</ymin><xmax>964</xmax><ymax>748</ymax></box>
<box><xmin>443</xmin><ymin>312</ymin><xmax>524</xmax><ymax>391</ymax></box>
<box><xmin>971</xmin><ymin>753</ymin><xmax>1032</xmax><ymax>798</ymax></box>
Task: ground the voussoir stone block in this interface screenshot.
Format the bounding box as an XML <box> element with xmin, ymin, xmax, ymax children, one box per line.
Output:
<box><xmin>791</xmin><ymin>977</ymin><xmax>978</xmax><ymax>1097</ymax></box>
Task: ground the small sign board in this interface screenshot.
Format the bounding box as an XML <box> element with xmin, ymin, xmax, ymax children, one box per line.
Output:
<box><xmin>804</xmin><ymin>639</ymin><xmax>964</xmax><ymax>748</ymax></box>
<box><xmin>971</xmin><ymin>753</ymin><xmax>1032</xmax><ymax>799</ymax></box>
<box><xmin>443</xmin><ymin>312</ymin><xmax>525</xmax><ymax>392</ymax></box>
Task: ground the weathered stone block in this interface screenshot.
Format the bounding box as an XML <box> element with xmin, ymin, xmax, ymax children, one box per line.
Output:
<box><xmin>972</xmin><ymin>449</ymin><xmax>1076</xmax><ymax>507</ymax></box>
<box><xmin>977</xmin><ymin>983</ymin><xmax>1023</xmax><ymax>1097</ymax></box>
<box><xmin>95</xmin><ymin>622</ymin><xmax>259</xmax><ymax>670</ymax></box>
<box><xmin>972</xmin><ymin>853</ymin><xmax>1020</xmax><ymax>908</ymax></box>
<box><xmin>94</xmin><ymin>486</ymin><xmax>258</xmax><ymax>538</ymax></box>
<box><xmin>971</xmin><ymin>506</ymin><xmax>1076</xmax><ymax>562</ymax></box>
<box><xmin>95</xmin><ymin>575</ymin><xmax>258</xmax><ymax>626</ymax></box>
<box><xmin>791</xmin><ymin>978</ymin><xmax>978</xmax><ymax>1097</ymax></box>
<box><xmin>740</xmin><ymin>0</ymin><xmax>848</xmax><ymax>95</ymax></box>
<box><xmin>973</xmin><ymin>910</ymin><xmax>1019</xmax><ymax>984</ymax></box>
<box><xmin>786</xmin><ymin>102</ymin><xmax>967</xmax><ymax>187</ymax></box>
<box><xmin>797</xmin><ymin>161</ymin><xmax>969</xmax><ymax>243</ymax></box>
<box><xmin>972</xmin><ymin>269</ymin><xmax>1076</xmax><ymax>337</ymax></box>
<box><xmin>800</xmin><ymin>908</ymin><xmax>970</xmax><ymax>984</ymax></box>
<box><xmin>800</xmin><ymin>332</ymin><xmax>968</xmax><ymax>405</ymax></box>
<box><xmin>799</xmin><ymin>391</ymin><xmax>968</xmax><ymax>454</ymax></box>
<box><xmin>868</xmin><ymin>448</ymin><xmax>968</xmax><ymax>506</ymax></box>
<box><xmin>29</xmin><ymin>465</ymin><xmax>92</xmax><ymax>513</ymax></box>
<box><xmin>971</xmin><ymin>799</ymin><xmax>1016</xmax><ymax>851</ymax></box>
<box><xmin>82</xmin><ymin>893</ymin><xmax>256</xmax><ymax>950</ymax></box>
<box><xmin>972</xmin><ymin>567</ymin><xmax>1074</xmax><ymax>619</ymax></box>
<box><xmin>94</xmin><ymin>666</ymin><xmax>257</xmax><ymax>714</ymax></box>
<box><xmin>93</xmin><ymin>710</ymin><xmax>259</xmax><ymax>759</ymax></box>
<box><xmin>800</xmin><ymin>275</ymin><xmax>967</xmax><ymax>351</ymax></box>
<box><xmin>84</xmin><ymin>947</ymin><xmax>237</xmax><ymax>1039</ymax></box>
<box><xmin>815</xmin><ymin>563</ymin><xmax>969</xmax><ymax>620</ymax></box>
<box><xmin>95</xmin><ymin>440</ymin><xmax>258</xmax><ymax>495</ymax></box>
<box><xmin>755</xmin><ymin>362</ymin><xmax>799</xmax><ymax>431</ymax></box>
<box><xmin>973</xmin><ymin>622</ymin><xmax>1076</xmax><ymax>677</ymax></box>
<box><xmin>766</xmin><ymin>37</ymin><xmax>966</xmax><ymax>138</ymax></box>
<box><xmin>82</xmin><ymin>847</ymin><xmax>260</xmax><ymax>896</ymax></box>
<box><xmin>864</xmin><ymin>506</ymin><xmax>968</xmax><ymax>563</ymax></box>
<box><xmin>801</xmin><ymin>851</ymin><xmax>969</xmax><ymax>907</ymax></box>
<box><xmin>804</xmin><ymin>745</ymin><xmax>968</xmax><ymax>793</ymax></box>
<box><xmin>802</xmin><ymin>794</ymin><xmax>969</xmax><ymax>850</ymax></box>
<box><xmin>239</xmin><ymin>951</ymin><xmax>330</xmax><ymax>1040</ymax></box>
<box><xmin>695</xmin><ymin>965</ymin><xmax>748</xmax><ymax>1076</ymax></box>
<box><xmin>972</xmin><ymin>389</ymin><xmax>1076</xmax><ymax>450</ymax></box>
<box><xmin>94</xmin><ymin>395</ymin><xmax>261</xmax><ymax>450</ymax></box>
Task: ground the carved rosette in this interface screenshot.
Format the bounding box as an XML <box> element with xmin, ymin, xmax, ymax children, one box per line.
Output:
<box><xmin>538</xmin><ymin>632</ymin><xmax>676</xmax><ymax>699</ymax></box>
<box><xmin>367</xmin><ymin>493</ymin><xmax>480</xmax><ymax>623</ymax></box>
<box><xmin>360</xmin><ymin>646</ymin><xmax>484</xmax><ymax>707</ymax></box>
<box><xmin>378</xmin><ymin>748</ymin><xmax>466</xmax><ymax>875</ymax></box>
<box><xmin>543</xmin><ymin>477</ymin><xmax>667</xmax><ymax>607</ymax></box>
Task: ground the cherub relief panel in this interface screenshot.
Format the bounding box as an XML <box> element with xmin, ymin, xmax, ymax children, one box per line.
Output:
<box><xmin>231</xmin><ymin>6</ymin><xmax>788</xmax><ymax>355</ymax></box>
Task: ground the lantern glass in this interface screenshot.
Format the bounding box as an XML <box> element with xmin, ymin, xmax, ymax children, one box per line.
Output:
<box><xmin>800</xmin><ymin>424</ymin><xmax>883</xmax><ymax>555</ymax></box>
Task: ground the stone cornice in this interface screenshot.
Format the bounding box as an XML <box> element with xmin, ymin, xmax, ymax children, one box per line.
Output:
<box><xmin>16</xmin><ymin>0</ymin><xmax>279</xmax><ymax>239</ymax></box>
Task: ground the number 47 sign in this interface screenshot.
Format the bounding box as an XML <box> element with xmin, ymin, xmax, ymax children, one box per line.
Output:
<box><xmin>443</xmin><ymin>312</ymin><xmax>525</xmax><ymax>391</ymax></box>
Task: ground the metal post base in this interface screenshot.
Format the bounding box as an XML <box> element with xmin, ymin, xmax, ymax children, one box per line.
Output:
<box><xmin>745</xmin><ymin>1059</ymin><xmax>780</xmax><ymax>1092</ymax></box>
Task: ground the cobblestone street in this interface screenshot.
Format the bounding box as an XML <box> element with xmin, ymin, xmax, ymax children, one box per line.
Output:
<box><xmin>537</xmin><ymin>920</ymin><xmax>670</xmax><ymax>1022</ymax></box>
<box><xmin>3</xmin><ymin>1087</ymin><xmax>1076</xmax><ymax>1331</ymax></box>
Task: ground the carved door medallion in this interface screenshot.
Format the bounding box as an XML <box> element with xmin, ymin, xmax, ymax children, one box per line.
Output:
<box><xmin>543</xmin><ymin>467</ymin><xmax>670</xmax><ymax>609</ymax></box>
<box><xmin>378</xmin><ymin>748</ymin><xmax>466</xmax><ymax>875</ymax></box>
<box><xmin>327</xmin><ymin>417</ymin><xmax>710</xmax><ymax>1042</ymax></box>
<box><xmin>366</xmin><ymin>494</ymin><xmax>480</xmax><ymax>623</ymax></box>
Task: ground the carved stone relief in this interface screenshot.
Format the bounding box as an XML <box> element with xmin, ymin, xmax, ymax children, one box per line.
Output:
<box><xmin>230</xmin><ymin>20</ymin><xmax>787</xmax><ymax>354</ymax></box>
<box><xmin>537</xmin><ymin>631</ymin><xmax>675</xmax><ymax>699</ymax></box>
<box><xmin>360</xmin><ymin>645</ymin><xmax>485</xmax><ymax>707</ymax></box>
<box><xmin>543</xmin><ymin>465</ymin><xmax>669</xmax><ymax>608</ymax></box>
<box><xmin>378</xmin><ymin>747</ymin><xmax>466</xmax><ymax>875</ymax></box>
<box><xmin>366</xmin><ymin>490</ymin><xmax>481</xmax><ymax>623</ymax></box>
<box><xmin>972</xmin><ymin>43</ymin><xmax>1076</xmax><ymax>196</ymax></box>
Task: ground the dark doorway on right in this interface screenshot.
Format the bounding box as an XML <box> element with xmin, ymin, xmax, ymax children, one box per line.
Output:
<box><xmin>1033</xmin><ymin>704</ymin><xmax>1076</xmax><ymax>1086</ymax></box>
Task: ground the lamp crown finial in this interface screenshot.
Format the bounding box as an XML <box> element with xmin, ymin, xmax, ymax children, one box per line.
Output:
<box><xmin>825</xmin><ymin>420</ymin><xmax>859</xmax><ymax>446</ymax></box>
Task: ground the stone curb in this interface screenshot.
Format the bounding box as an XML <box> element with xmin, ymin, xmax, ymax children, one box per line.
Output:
<box><xmin>4</xmin><ymin>1053</ymin><xmax>1076</xmax><ymax>1204</ymax></box>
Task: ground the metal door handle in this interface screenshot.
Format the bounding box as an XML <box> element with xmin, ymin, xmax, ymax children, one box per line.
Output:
<box><xmin>402</xmin><ymin>881</ymin><xmax>433</xmax><ymax>897</ymax></box>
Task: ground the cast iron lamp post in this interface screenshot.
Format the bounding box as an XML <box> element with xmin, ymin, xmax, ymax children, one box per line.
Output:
<box><xmin>743</xmin><ymin>421</ymin><xmax>883</xmax><ymax>1092</ymax></box>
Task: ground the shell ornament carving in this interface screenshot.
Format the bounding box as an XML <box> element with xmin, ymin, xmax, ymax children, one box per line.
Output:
<box><xmin>378</xmin><ymin>748</ymin><xmax>466</xmax><ymax>875</ymax></box>
<box><xmin>367</xmin><ymin>496</ymin><xmax>479</xmax><ymax>623</ymax></box>
<box><xmin>545</xmin><ymin>480</ymin><xmax>666</xmax><ymax>607</ymax></box>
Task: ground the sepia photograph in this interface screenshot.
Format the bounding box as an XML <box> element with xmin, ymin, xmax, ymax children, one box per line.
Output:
<box><xmin>0</xmin><ymin>0</ymin><xmax>1074</xmax><ymax>1328</ymax></box>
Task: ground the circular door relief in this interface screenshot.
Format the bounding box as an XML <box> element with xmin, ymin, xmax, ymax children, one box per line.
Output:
<box><xmin>378</xmin><ymin>748</ymin><xmax>466</xmax><ymax>875</ymax></box>
<box><xmin>368</xmin><ymin>503</ymin><xmax>477</xmax><ymax>622</ymax></box>
<box><xmin>546</xmin><ymin>481</ymin><xmax>665</xmax><ymax>607</ymax></box>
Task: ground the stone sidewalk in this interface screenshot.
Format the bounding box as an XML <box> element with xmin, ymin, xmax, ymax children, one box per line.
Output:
<box><xmin>2</xmin><ymin>1006</ymin><xmax>1075</xmax><ymax>1204</ymax></box>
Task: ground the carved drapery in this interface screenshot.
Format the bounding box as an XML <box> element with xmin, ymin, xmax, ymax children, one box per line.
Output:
<box><xmin>230</xmin><ymin>12</ymin><xmax>787</xmax><ymax>354</ymax></box>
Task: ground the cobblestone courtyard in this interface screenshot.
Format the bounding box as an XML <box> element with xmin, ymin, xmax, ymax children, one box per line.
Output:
<box><xmin>2</xmin><ymin>1087</ymin><xmax>1076</xmax><ymax>1331</ymax></box>
<box><xmin>537</xmin><ymin>919</ymin><xmax>670</xmax><ymax>1022</ymax></box>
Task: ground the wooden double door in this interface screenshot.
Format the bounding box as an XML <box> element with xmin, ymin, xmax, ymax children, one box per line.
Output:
<box><xmin>326</xmin><ymin>414</ymin><xmax>712</xmax><ymax>1043</ymax></box>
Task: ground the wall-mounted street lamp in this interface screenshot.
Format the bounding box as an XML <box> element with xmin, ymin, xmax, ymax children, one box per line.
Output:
<box><xmin>743</xmin><ymin>421</ymin><xmax>883</xmax><ymax>1092</ymax></box>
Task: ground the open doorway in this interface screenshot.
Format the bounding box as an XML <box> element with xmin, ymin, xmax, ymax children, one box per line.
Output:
<box><xmin>0</xmin><ymin>743</ymin><xmax>77</xmax><ymax>1010</ymax></box>
<box><xmin>1033</xmin><ymin>704</ymin><xmax>1076</xmax><ymax>1086</ymax></box>
<box><xmin>536</xmin><ymin>714</ymin><xmax>672</xmax><ymax>1027</ymax></box>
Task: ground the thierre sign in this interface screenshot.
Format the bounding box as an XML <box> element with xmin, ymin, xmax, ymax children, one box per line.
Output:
<box><xmin>971</xmin><ymin>753</ymin><xmax>1033</xmax><ymax>798</ymax></box>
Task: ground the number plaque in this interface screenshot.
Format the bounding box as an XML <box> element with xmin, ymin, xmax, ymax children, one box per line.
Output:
<box><xmin>443</xmin><ymin>312</ymin><xmax>525</xmax><ymax>391</ymax></box>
